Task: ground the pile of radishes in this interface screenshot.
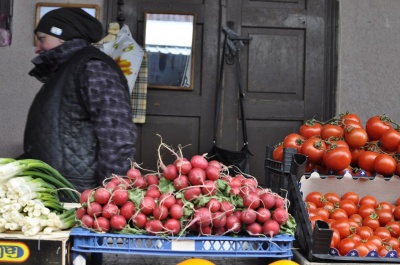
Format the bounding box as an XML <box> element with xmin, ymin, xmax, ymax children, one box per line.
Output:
<box><xmin>75</xmin><ymin>140</ymin><xmax>296</xmax><ymax>237</ymax></box>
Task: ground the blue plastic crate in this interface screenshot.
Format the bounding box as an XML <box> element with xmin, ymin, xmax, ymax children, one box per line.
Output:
<box><xmin>70</xmin><ymin>228</ymin><xmax>294</xmax><ymax>259</ymax></box>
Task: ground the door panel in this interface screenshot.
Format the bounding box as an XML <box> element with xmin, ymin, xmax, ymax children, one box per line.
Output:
<box><xmin>105</xmin><ymin>0</ymin><xmax>335</xmax><ymax>187</ymax></box>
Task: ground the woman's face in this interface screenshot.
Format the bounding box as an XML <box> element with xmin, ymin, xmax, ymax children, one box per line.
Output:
<box><xmin>35</xmin><ymin>32</ymin><xmax>63</xmax><ymax>54</ymax></box>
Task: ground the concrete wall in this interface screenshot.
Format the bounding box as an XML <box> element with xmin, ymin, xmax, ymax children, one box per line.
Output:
<box><xmin>1</xmin><ymin>0</ymin><xmax>400</xmax><ymax>158</ymax></box>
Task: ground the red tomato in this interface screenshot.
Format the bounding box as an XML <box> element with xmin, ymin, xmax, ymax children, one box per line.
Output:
<box><xmin>365</xmin><ymin>115</ymin><xmax>393</xmax><ymax>141</ymax></box>
<box><xmin>350</xmin><ymin>148</ymin><xmax>364</xmax><ymax>167</ymax></box>
<box><xmin>367</xmin><ymin>235</ymin><xmax>383</xmax><ymax>248</ymax></box>
<box><xmin>339</xmin><ymin>199</ymin><xmax>358</xmax><ymax>216</ymax></box>
<box><xmin>377</xmin><ymin>201</ymin><xmax>395</xmax><ymax>212</ymax></box>
<box><xmin>323</xmin><ymin>146</ymin><xmax>352</xmax><ymax>172</ymax></box>
<box><xmin>324</xmin><ymin>192</ymin><xmax>341</xmax><ymax>204</ymax></box>
<box><xmin>342</xmin><ymin>119</ymin><xmax>364</xmax><ymax>130</ymax></box>
<box><xmin>300</xmin><ymin>137</ymin><xmax>327</xmax><ymax>164</ymax></box>
<box><xmin>338</xmin><ymin>237</ymin><xmax>357</xmax><ymax>256</ymax></box>
<box><xmin>377</xmin><ymin>245</ymin><xmax>390</xmax><ymax>257</ymax></box>
<box><xmin>282</xmin><ymin>133</ymin><xmax>306</xmax><ymax>153</ymax></box>
<box><xmin>272</xmin><ymin>143</ymin><xmax>283</xmax><ymax>161</ymax></box>
<box><xmin>305</xmin><ymin>191</ymin><xmax>326</xmax><ymax>208</ymax></box>
<box><xmin>299</xmin><ymin>121</ymin><xmax>323</xmax><ymax>139</ymax></box>
<box><xmin>330</xmin><ymin>228</ymin><xmax>341</xmax><ymax>249</ymax></box>
<box><xmin>374</xmin><ymin>226</ymin><xmax>392</xmax><ymax>240</ymax></box>
<box><xmin>340</xmin><ymin>112</ymin><xmax>361</xmax><ymax>124</ymax></box>
<box><xmin>344</xmin><ymin>127</ymin><xmax>368</xmax><ymax>149</ymax></box>
<box><xmin>330</xmin><ymin>208</ymin><xmax>349</xmax><ymax>220</ymax></box>
<box><xmin>356</xmin><ymin>226</ymin><xmax>373</xmax><ymax>240</ymax></box>
<box><xmin>393</xmin><ymin>206</ymin><xmax>400</xmax><ymax>220</ymax></box>
<box><xmin>305</xmin><ymin>201</ymin><xmax>317</xmax><ymax>213</ymax></box>
<box><xmin>357</xmin><ymin>151</ymin><xmax>379</xmax><ymax>173</ymax></box>
<box><xmin>323</xmin><ymin>201</ymin><xmax>335</xmax><ymax>212</ymax></box>
<box><xmin>358</xmin><ymin>204</ymin><xmax>376</xmax><ymax>219</ymax></box>
<box><xmin>359</xmin><ymin>195</ymin><xmax>378</xmax><ymax>208</ymax></box>
<box><xmin>353</xmin><ymin>242</ymin><xmax>370</xmax><ymax>257</ymax></box>
<box><xmin>309</xmin><ymin>215</ymin><xmax>324</xmax><ymax>230</ymax></box>
<box><xmin>380</xmin><ymin>128</ymin><xmax>400</xmax><ymax>152</ymax></box>
<box><xmin>315</xmin><ymin>207</ymin><xmax>330</xmax><ymax>222</ymax></box>
<box><xmin>325</xmin><ymin>139</ymin><xmax>349</xmax><ymax>149</ymax></box>
<box><xmin>305</xmin><ymin>163</ymin><xmax>325</xmax><ymax>174</ymax></box>
<box><xmin>331</xmin><ymin>219</ymin><xmax>351</xmax><ymax>239</ymax></box>
<box><xmin>376</xmin><ymin>208</ymin><xmax>393</xmax><ymax>226</ymax></box>
<box><xmin>363</xmin><ymin>215</ymin><xmax>380</xmax><ymax>231</ymax></box>
<box><xmin>386</xmin><ymin>221</ymin><xmax>400</xmax><ymax>238</ymax></box>
<box><xmin>320</xmin><ymin>123</ymin><xmax>344</xmax><ymax>140</ymax></box>
<box><xmin>373</xmin><ymin>153</ymin><xmax>397</xmax><ymax>176</ymax></box>
<box><xmin>349</xmin><ymin>213</ymin><xmax>363</xmax><ymax>226</ymax></box>
<box><xmin>341</xmin><ymin>191</ymin><xmax>359</xmax><ymax>205</ymax></box>
<box><xmin>386</xmin><ymin>237</ymin><xmax>400</xmax><ymax>250</ymax></box>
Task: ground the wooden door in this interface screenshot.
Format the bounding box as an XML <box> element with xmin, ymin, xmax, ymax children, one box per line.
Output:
<box><xmin>105</xmin><ymin>0</ymin><xmax>336</xmax><ymax>186</ymax></box>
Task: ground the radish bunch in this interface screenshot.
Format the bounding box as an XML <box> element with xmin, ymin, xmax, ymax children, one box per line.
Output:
<box><xmin>76</xmin><ymin>140</ymin><xmax>296</xmax><ymax>237</ymax></box>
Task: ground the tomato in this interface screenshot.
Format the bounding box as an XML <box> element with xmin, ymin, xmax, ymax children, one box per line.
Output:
<box><xmin>324</xmin><ymin>192</ymin><xmax>341</xmax><ymax>204</ymax></box>
<box><xmin>380</xmin><ymin>128</ymin><xmax>400</xmax><ymax>152</ymax></box>
<box><xmin>377</xmin><ymin>245</ymin><xmax>390</xmax><ymax>257</ymax></box>
<box><xmin>349</xmin><ymin>213</ymin><xmax>363</xmax><ymax>226</ymax></box>
<box><xmin>323</xmin><ymin>201</ymin><xmax>335</xmax><ymax>212</ymax></box>
<box><xmin>339</xmin><ymin>199</ymin><xmax>358</xmax><ymax>216</ymax></box>
<box><xmin>348</xmin><ymin>218</ymin><xmax>361</xmax><ymax>229</ymax></box>
<box><xmin>357</xmin><ymin>151</ymin><xmax>379</xmax><ymax>173</ymax></box>
<box><xmin>272</xmin><ymin>143</ymin><xmax>283</xmax><ymax>161</ymax></box>
<box><xmin>309</xmin><ymin>215</ymin><xmax>324</xmax><ymax>230</ymax></box>
<box><xmin>394</xmin><ymin>206</ymin><xmax>400</xmax><ymax>221</ymax></box>
<box><xmin>305</xmin><ymin>191</ymin><xmax>326</xmax><ymax>208</ymax></box>
<box><xmin>358</xmin><ymin>204</ymin><xmax>376</xmax><ymax>219</ymax></box>
<box><xmin>341</xmin><ymin>119</ymin><xmax>364</xmax><ymax>130</ymax></box>
<box><xmin>377</xmin><ymin>201</ymin><xmax>395</xmax><ymax>212</ymax></box>
<box><xmin>376</xmin><ymin>208</ymin><xmax>393</xmax><ymax>226</ymax></box>
<box><xmin>363</xmin><ymin>214</ymin><xmax>380</xmax><ymax>231</ymax></box>
<box><xmin>330</xmin><ymin>228</ymin><xmax>341</xmax><ymax>249</ymax></box>
<box><xmin>356</xmin><ymin>226</ymin><xmax>373</xmax><ymax>240</ymax></box>
<box><xmin>386</xmin><ymin>221</ymin><xmax>400</xmax><ymax>237</ymax></box>
<box><xmin>325</xmin><ymin>139</ymin><xmax>349</xmax><ymax>149</ymax></box>
<box><xmin>320</xmin><ymin>123</ymin><xmax>344</xmax><ymax>141</ymax></box>
<box><xmin>299</xmin><ymin>120</ymin><xmax>323</xmax><ymax>139</ymax></box>
<box><xmin>305</xmin><ymin>163</ymin><xmax>325</xmax><ymax>174</ymax></box>
<box><xmin>374</xmin><ymin>227</ymin><xmax>392</xmax><ymax>240</ymax></box>
<box><xmin>338</xmin><ymin>237</ymin><xmax>357</xmax><ymax>256</ymax></box>
<box><xmin>282</xmin><ymin>133</ymin><xmax>306</xmax><ymax>153</ymax></box>
<box><xmin>323</xmin><ymin>146</ymin><xmax>352</xmax><ymax>172</ymax></box>
<box><xmin>385</xmin><ymin>237</ymin><xmax>400</xmax><ymax>250</ymax></box>
<box><xmin>397</xmin><ymin>198</ymin><xmax>400</xmax><ymax>206</ymax></box>
<box><xmin>340</xmin><ymin>112</ymin><xmax>361</xmax><ymax>124</ymax></box>
<box><xmin>341</xmin><ymin>191</ymin><xmax>359</xmax><ymax>205</ymax></box>
<box><xmin>305</xmin><ymin>201</ymin><xmax>317</xmax><ymax>213</ymax></box>
<box><xmin>353</xmin><ymin>242</ymin><xmax>370</xmax><ymax>257</ymax></box>
<box><xmin>331</xmin><ymin>219</ymin><xmax>351</xmax><ymax>239</ymax></box>
<box><xmin>350</xmin><ymin>148</ymin><xmax>364</xmax><ymax>167</ymax></box>
<box><xmin>300</xmin><ymin>138</ymin><xmax>326</xmax><ymax>164</ymax></box>
<box><xmin>365</xmin><ymin>115</ymin><xmax>393</xmax><ymax>141</ymax></box>
<box><xmin>344</xmin><ymin>127</ymin><xmax>368</xmax><ymax>149</ymax></box>
<box><xmin>359</xmin><ymin>195</ymin><xmax>378</xmax><ymax>208</ymax></box>
<box><xmin>315</xmin><ymin>207</ymin><xmax>330</xmax><ymax>222</ymax></box>
<box><xmin>373</xmin><ymin>153</ymin><xmax>397</xmax><ymax>176</ymax></box>
<box><xmin>330</xmin><ymin>208</ymin><xmax>348</xmax><ymax>220</ymax></box>
<box><xmin>349</xmin><ymin>233</ymin><xmax>362</xmax><ymax>243</ymax></box>
<box><xmin>367</xmin><ymin>235</ymin><xmax>383</xmax><ymax>248</ymax></box>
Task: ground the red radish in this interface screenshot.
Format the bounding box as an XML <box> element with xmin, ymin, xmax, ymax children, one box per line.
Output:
<box><xmin>260</xmin><ymin>192</ymin><xmax>276</xmax><ymax>209</ymax></box>
<box><xmin>111</xmin><ymin>176</ymin><xmax>130</xmax><ymax>189</ymax></box>
<box><xmin>205</xmin><ymin>165</ymin><xmax>220</xmax><ymax>181</ymax></box>
<box><xmin>139</xmin><ymin>196</ymin><xmax>156</xmax><ymax>215</ymax></box>
<box><xmin>242</xmin><ymin>178</ymin><xmax>258</xmax><ymax>189</ymax></box>
<box><xmin>208</xmin><ymin>160</ymin><xmax>222</xmax><ymax>170</ymax></box>
<box><xmin>162</xmin><ymin>164</ymin><xmax>178</xmax><ymax>181</ymax></box>
<box><xmin>199</xmin><ymin>225</ymin><xmax>212</xmax><ymax>235</ymax></box>
<box><xmin>211</xmin><ymin>211</ymin><xmax>227</xmax><ymax>228</ymax></box>
<box><xmin>120</xmin><ymin>201</ymin><xmax>135</xmax><ymax>221</ymax></box>
<box><xmin>176</xmin><ymin>198</ymin><xmax>184</xmax><ymax>207</ymax></box>
<box><xmin>93</xmin><ymin>216</ymin><xmax>110</xmax><ymax>233</ymax></box>
<box><xmin>230</xmin><ymin>187</ymin><xmax>240</xmax><ymax>195</ymax></box>
<box><xmin>191</xmin><ymin>207</ymin><xmax>212</xmax><ymax>227</ymax></box>
<box><xmin>145</xmin><ymin>174</ymin><xmax>159</xmax><ymax>186</ymax></box>
<box><xmin>127</xmin><ymin>168</ymin><xmax>142</xmax><ymax>182</ymax></box>
<box><xmin>76</xmin><ymin>207</ymin><xmax>86</xmax><ymax>219</ymax></box>
<box><xmin>246</xmin><ymin>222</ymin><xmax>263</xmax><ymax>235</ymax></box>
<box><xmin>190</xmin><ymin>155</ymin><xmax>209</xmax><ymax>169</ymax></box>
<box><xmin>221</xmin><ymin>175</ymin><xmax>232</xmax><ymax>183</ymax></box>
<box><xmin>183</xmin><ymin>186</ymin><xmax>201</xmax><ymax>201</ymax></box>
<box><xmin>188</xmin><ymin>168</ymin><xmax>206</xmax><ymax>186</ymax></box>
<box><xmin>80</xmin><ymin>214</ymin><xmax>94</xmax><ymax>228</ymax></box>
<box><xmin>145</xmin><ymin>219</ymin><xmax>163</xmax><ymax>235</ymax></box>
<box><xmin>110</xmin><ymin>215</ymin><xmax>127</xmax><ymax>231</ymax></box>
<box><xmin>272</xmin><ymin>207</ymin><xmax>289</xmax><ymax>225</ymax></box>
<box><xmin>159</xmin><ymin>193</ymin><xmax>176</xmax><ymax>209</ymax></box>
<box><xmin>256</xmin><ymin>207</ymin><xmax>271</xmax><ymax>223</ymax></box>
<box><xmin>111</xmin><ymin>187</ymin><xmax>129</xmax><ymax>206</ymax></box>
<box><xmin>263</xmin><ymin>219</ymin><xmax>280</xmax><ymax>237</ymax></box>
<box><xmin>233</xmin><ymin>174</ymin><xmax>246</xmax><ymax>182</ymax></box>
<box><xmin>86</xmin><ymin>202</ymin><xmax>102</xmax><ymax>217</ymax></box>
<box><xmin>225</xmin><ymin>215</ymin><xmax>241</xmax><ymax>233</ymax></box>
<box><xmin>164</xmin><ymin>218</ymin><xmax>181</xmax><ymax>235</ymax></box>
<box><xmin>173</xmin><ymin>175</ymin><xmax>189</xmax><ymax>191</ymax></box>
<box><xmin>239</xmin><ymin>185</ymin><xmax>257</xmax><ymax>197</ymax></box>
<box><xmin>101</xmin><ymin>202</ymin><xmax>119</xmax><ymax>219</ymax></box>
<box><xmin>240</xmin><ymin>208</ymin><xmax>257</xmax><ymax>225</ymax></box>
<box><xmin>206</xmin><ymin>198</ymin><xmax>221</xmax><ymax>213</ymax></box>
<box><xmin>170</xmin><ymin>204</ymin><xmax>184</xmax><ymax>219</ymax></box>
<box><xmin>242</xmin><ymin>192</ymin><xmax>261</xmax><ymax>210</ymax></box>
<box><xmin>220</xmin><ymin>201</ymin><xmax>234</xmax><ymax>217</ymax></box>
<box><xmin>201</xmin><ymin>180</ymin><xmax>217</xmax><ymax>196</ymax></box>
<box><xmin>132</xmin><ymin>212</ymin><xmax>147</xmax><ymax>228</ymax></box>
<box><xmin>174</xmin><ymin>158</ymin><xmax>192</xmax><ymax>175</ymax></box>
<box><xmin>274</xmin><ymin>196</ymin><xmax>285</xmax><ymax>209</ymax></box>
<box><xmin>104</xmin><ymin>181</ymin><xmax>117</xmax><ymax>190</ymax></box>
<box><xmin>80</xmin><ymin>189</ymin><xmax>94</xmax><ymax>205</ymax></box>
<box><xmin>233</xmin><ymin>210</ymin><xmax>242</xmax><ymax>219</ymax></box>
<box><xmin>132</xmin><ymin>176</ymin><xmax>148</xmax><ymax>189</ymax></box>
<box><xmin>213</xmin><ymin>226</ymin><xmax>227</xmax><ymax>236</ymax></box>
<box><xmin>153</xmin><ymin>205</ymin><xmax>169</xmax><ymax>220</ymax></box>
<box><xmin>229</xmin><ymin>178</ymin><xmax>242</xmax><ymax>190</ymax></box>
<box><xmin>145</xmin><ymin>188</ymin><xmax>161</xmax><ymax>199</ymax></box>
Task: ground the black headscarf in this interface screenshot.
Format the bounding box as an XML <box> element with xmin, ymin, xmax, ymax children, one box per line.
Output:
<box><xmin>35</xmin><ymin>8</ymin><xmax>103</xmax><ymax>43</ymax></box>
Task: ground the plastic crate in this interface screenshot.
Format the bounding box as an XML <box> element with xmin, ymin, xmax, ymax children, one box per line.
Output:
<box><xmin>70</xmin><ymin>228</ymin><xmax>294</xmax><ymax>260</ymax></box>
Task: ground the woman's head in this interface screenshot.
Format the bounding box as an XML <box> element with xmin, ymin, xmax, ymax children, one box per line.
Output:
<box><xmin>34</xmin><ymin>8</ymin><xmax>103</xmax><ymax>53</ymax></box>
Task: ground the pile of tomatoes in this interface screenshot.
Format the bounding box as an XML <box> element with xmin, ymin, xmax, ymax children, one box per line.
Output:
<box><xmin>272</xmin><ymin>112</ymin><xmax>400</xmax><ymax>176</ymax></box>
<box><xmin>306</xmin><ymin>191</ymin><xmax>400</xmax><ymax>257</ymax></box>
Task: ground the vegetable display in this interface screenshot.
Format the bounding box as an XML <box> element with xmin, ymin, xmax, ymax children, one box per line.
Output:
<box><xmin>76</xmin><ymin>138</ymin><xmax>296</xmax><ymax>237</ymax></box>
<box><xmin>0</xmin><ymin>158</ymin><xmax>79</xmax><ymax>236</ymax></box>
<box><xmin>273</xmin><ymin>112</ymin><xmax>400</xmax><ymax>177</ymax></box>
<box><xmin>305</xmin><ymin>191</ymin><xmax>400</xmax><ymax>258</ymax></box>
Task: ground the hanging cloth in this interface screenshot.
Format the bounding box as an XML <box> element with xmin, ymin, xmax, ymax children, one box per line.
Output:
<box><xmin>96</xmin><ymin>23</ymin><xmax>147</xmax><ymax>123</ymax></box>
